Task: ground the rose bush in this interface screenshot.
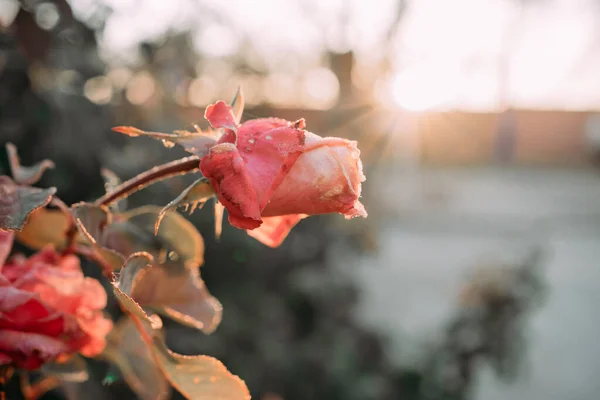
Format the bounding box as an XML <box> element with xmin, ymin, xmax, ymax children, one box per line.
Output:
<box><xmin>200</xmin><ymin>101</ymin><xmax>367</xmax><ymax>247</ymax></box>
<box><xmin>0</xmin><ymin>230</ymin><xmax>112</xmax><ymax>370</ymax></box>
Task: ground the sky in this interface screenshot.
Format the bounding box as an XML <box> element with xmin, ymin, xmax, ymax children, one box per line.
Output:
<box><xmin>59</xmin><ymin>0</ymin><xmax>600</xmax><ymax>111</ymax></box>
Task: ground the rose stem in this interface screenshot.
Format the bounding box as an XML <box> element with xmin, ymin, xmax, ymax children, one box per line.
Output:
<box><xmin>94</xmin><ymin>156</ymin><xmax>200</xmax><ymax>207</ymax></box>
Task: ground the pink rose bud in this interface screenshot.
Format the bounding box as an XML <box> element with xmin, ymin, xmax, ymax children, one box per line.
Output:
<box><xmin>0</xmin><ymin>231</ymin><xmax>112</xmax><ymax>370</ymax></box>
<box><xmin>200</xmin><ymin>101</ymin><xmax>367</xmax><ymax>247</ymax></box>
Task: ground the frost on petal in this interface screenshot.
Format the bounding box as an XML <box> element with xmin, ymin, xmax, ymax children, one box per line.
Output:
<box><xmin>204</xmin><ymin>101</ymin><xmax>238</xmax><ymax>142</ymax></box>
<box><xmin>199</xmin><ymin>143</ymin><xmax>262</xmax><ymax>230</ymax></box>
<box><xmin>246</xmin><ymin>214</ymin><xmax>306</xmax><ymax>248</ymax></box>
<box><xmin>343</xmin><ymin>200</ymin><xmax>368</xmax><ymax>219</ymax></box>
<box><xmin>262</xmin><ymin>136</ymin><xmax>366</xmax><ymax>218</ymax></box>
<box><xmin>235</xmin><ymin>124</ymin><xmax>305</xmax><ymax>210</ymax></box>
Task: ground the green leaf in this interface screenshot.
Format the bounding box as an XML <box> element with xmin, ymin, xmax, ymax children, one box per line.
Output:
<box><xmin>42</xmin><ymin>355</ymin><xmax>89</xmax><ymax>383</ymax></box>
<box><xmin>76</xmin><ymin>203</ymin><xmax>220</xmax><ymax>334</ymax></box>
<box><xmin>6</xmin><ymin>142</ymin><xmax>55</xmax><ymax>185</ymax></box>
<box><xmin>71</xmin><ymin>202</ymin><xmax>125</xmax><ymax>270</ymax></box>
<box><xmin>112</xmin><ymin>270</ymin><xmax>250</xmax><ymax>400</ymax></box>
<box><xmin>154</xmin><ymin>178</ymin><xmax>215</xmax><ymax>235</ymax></box>
<box><xmin>0</xmin><ymin>176</ymin><xmax>56</xmax><ymax>231</ymax></box>
<box><xmin>151</xmin><ymin>338</ymin><xmax>250</xmax><ymax>400</ymax></box>
<box><xmin>115</xmin><ymin>250</ymin><xmax>222</xmax><ymax>334</ymax></box>
<box><xmin>15</xmin><ymin>207</ymin><xmax>70</xmax><ymax>249</ymax></box>
<box><xmin>103</xmin><ymin>316</ymin><xmax>170</xmax><ymax>400</ymax></box>
<box><xmin>120</xmin><ymin>206</ymin><xmax>205</xmax><ymax>269</ymax></box>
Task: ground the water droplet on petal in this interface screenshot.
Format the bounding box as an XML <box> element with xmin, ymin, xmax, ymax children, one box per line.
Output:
<box><xmin>248</xmin><ymin>138</ymin><xmax>255</xmax><ymax>144</ymax></box>
<box><xmin>265</xmin><ymin>135</ymin><xmax>272</xmax><ymax>140</ymax></box>
<box><xmin>245</xmin><ymin>147</ymin><xmax>252</xmax><ymax>152</ymax></box>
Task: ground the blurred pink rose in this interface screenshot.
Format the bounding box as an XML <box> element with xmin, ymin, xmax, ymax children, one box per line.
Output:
<box><xmin>200</xmin><ymin>101</ymin><xmax>367</xmax><ymax>247</ymax></box>
<box><xmin>0</xmin><ymin>230</ymin><xmax>112</xmax><ymax>370</ymax></box>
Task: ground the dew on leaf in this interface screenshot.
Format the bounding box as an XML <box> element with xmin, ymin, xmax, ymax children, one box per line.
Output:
<box><xmin>161</xmin><ymin>139</ymin><xmax>175</xmax><ymax>148</ymax></box>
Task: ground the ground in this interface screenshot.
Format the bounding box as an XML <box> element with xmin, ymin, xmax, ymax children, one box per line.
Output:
<box><xmin>342</xmin><ymin>166</ymin><xmax>600</xmax><ymax>400</ymax></box>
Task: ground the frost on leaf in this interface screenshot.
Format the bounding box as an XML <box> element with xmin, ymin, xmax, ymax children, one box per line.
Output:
<box><xmin>120</xmin><ymin>206</ymin><xmax>205</xmax><ymax>270</ymax></box>
<box><xmin>154</xmin><ymin>178</ymin><xmax>215</xmax><ymax>235</ymax></box>
<box><xmin>101</xmin><ymin>168</ymin><xmax>127</xmax><ymax>213</ymax></box>
<box><xmin>103</xmin><ymin>315</ymin><xmax>170</xmax><ymax>400</ymax></box>
<box><xmin>6</xmin><ymin>142</ymin><xmax>55</xmax><ymax>185</ymax></box>
<box><xmin>71</xmin><ymin>203</ymin><xmax>125</xmax><ymax>271</ymax></box>
<box><xmin>152</xmin><ymin>339</ymin><xmax>250</xmax><ymax>400</ymax></box>
<box><xmin>114</xmin><ymin>243</ymin><xmax>222</xmax><ymax>334</ymax></box>
<box><xmin>113</xmin><ymin>256</ymin><xmax>249</xmax><ymax>400</ymax></box>
<box><xmin>83</xmin><ymin>206</ymin><xmax>221</xmax><ymax>334</ymax></box>
<box><xmin>0</xmin><ymin>176</ymin><xmax>56</xmax><ymax>231</ymax></box>
<box><xmin>111</xmin><ymin>126</ymin><xmax>218</xmax><ymax>159</ymax></box>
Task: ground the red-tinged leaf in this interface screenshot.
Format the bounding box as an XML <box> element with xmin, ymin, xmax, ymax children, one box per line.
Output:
<box><xmin>115</xmin><ymin>252</ymin><xmax>154</xmax><ymax>297</ymax></box>
<box><xmin>230</xmin><ymin>86</ymin><xmax>245</xmax><ymax>125</ymax></box>
<box><xmin>42</xmin><ymin>355</ymin><xmax>89</xmax><ymax>383</ymax></box>
<box><xmin>154</xmin><ymin>178</ymin><xmax>215</xmax><ymax>235</ymax></box>
<box><xmin>0</xmin><ymin>176</ymin><xmax>56</xmax><ymax>231</ymax></box>
<box><xmin>145</xmin><ymin>265</ymin><xmax>222</xmax><ymax>334</ymax></box>
<box><xmin>16</xmin><ymin>208</ymin><xmax>72</xmax><ymax>250</ymax></box>
<box><xmin>6</xmin><ymin>142</ymin><xmax>55</xmax><ymax>185</ymax></box>
<box><xmin>111</xmin><ymin>126</ymin><xmax>218</xmax><ymax>158</ymax></box>
<box><xmin>103</xmin><ymin>316</ymin><xmax>170</xmax><ymax>400</ymax></box>
<box><xmin>116</xmin><ymin>250</ymin><xmax>222</xmax><ymax>334</ymax></box>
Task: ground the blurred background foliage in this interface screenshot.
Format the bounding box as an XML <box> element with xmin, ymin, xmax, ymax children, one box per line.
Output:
<box><xmin>7</xmin><ymin>0</ymin><xmax>600</xmax><ymax>398</ymax></box>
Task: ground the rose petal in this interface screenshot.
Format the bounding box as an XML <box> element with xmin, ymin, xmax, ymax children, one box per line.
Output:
<box><xmin>205</xmin><ymin>101</ymin><xmax>237</xmax><ymax>129</ymax></box>
<box><xmin>0</xmin><ymin>352</ymin><xmax>12</xmax><ymax>365</ymax></box>
<box><xmin>0</xmin><ymin>230</ymin><xmax>13</xmax><ymax>267</ymax></box>
<box><xmin>75</xmin><ymin>313</ymin><xmax>113</xmax><ymax>357</ymax></box>
<box><xmin>0</xmin><ymin>329</ymin><xmax>69</xmax><ymax>370</ymax></box>
<box><xmin>0</xmin><ymin>290</ymin><xmax>65</xmax><ymax>336</ymax></box>
<box><xmin>199</xmin><ymin>143</ymin><xmax>262</xmax><ymax>229</ymax></box>
<box><xmin>263</xmin><ymin>136</ymin><xmax>365</xmax><ymax>217</ymax></box>
<box><xmin>235</xmin><ymin>122</ymin><xmax>305</xmax><ymax>209</ymax></box>
<box><xmin>246</xmin><ymin>214</ymin><xmax>306</xmax><ymax>248</ymax></box>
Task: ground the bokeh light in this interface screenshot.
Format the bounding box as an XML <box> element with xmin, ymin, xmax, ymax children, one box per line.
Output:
<box><xmin>125</xmin><ymin>71</ymin><xmax>156</xmax><ymax>105</ymax></box>
<box><xmin>84</xmin><ymin>76</ymin><xmax>113</xmax><ymax>104</ymax></box>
